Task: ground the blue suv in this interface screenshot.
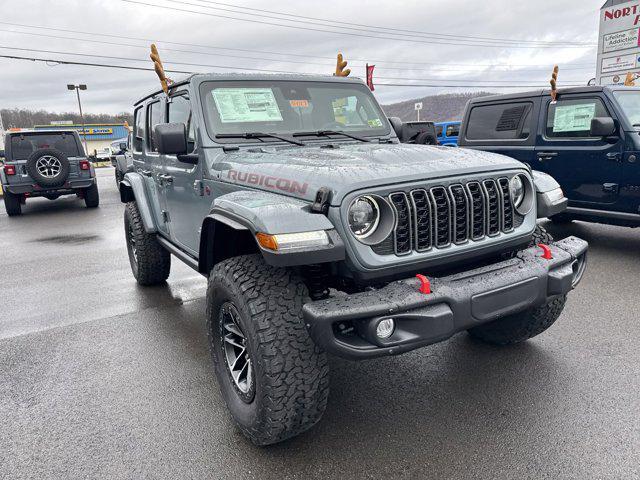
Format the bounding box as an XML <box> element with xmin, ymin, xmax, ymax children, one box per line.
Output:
<box><xmin>458</xmin><ymin>86</ymin><xmax>640</xmax><ymax>227</ymax></box>
<box><xmin>435</xmin><ymin>121</ymin><xmax>460</xmax><ymax>146</ymax></box>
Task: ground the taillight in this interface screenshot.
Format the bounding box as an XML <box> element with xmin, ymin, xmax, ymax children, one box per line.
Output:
<box><xmin>79</xmin><ymin>160</ymin><xmax>90</xmax><ymax>171</ymax></box>
<box><xmin>4</xmin><ymin>164</ymin><xmax>16</xmax><ymax>175</ymax></box>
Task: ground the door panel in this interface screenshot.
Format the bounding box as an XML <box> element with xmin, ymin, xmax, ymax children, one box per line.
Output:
<box><xmin>132</xmin><ymin>102</ymin><xmax>169</xmax><ymax>234</ymax></box>
<box><xmin>162</xmin><ymin>94</ymin><xmax>210</xmax><ymax>254</ymax></box>
<box><xmin>535</xmin><ymin>96</ymin><xmax>624</xmax><ymax>207</ymax></box>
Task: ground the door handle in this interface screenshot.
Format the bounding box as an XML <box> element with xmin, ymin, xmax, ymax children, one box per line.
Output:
<box><xmin>537</xmin><ymin>152</ymin><xmax>558</xmax><ymax>161</ymax></box>
<box><xmin>606</xmin><ymin>152</ymin><xmax>622</xmax><ymax>162</ymax></box>
<box><xmin>158</xmin><ymin>174</ymin><xmax>174</xmax><ymax>184</ymax></box>
<box><xmin>602</xmin><ymin>183</ymin><xmax>619</xmax><ymax>193</ymax></box>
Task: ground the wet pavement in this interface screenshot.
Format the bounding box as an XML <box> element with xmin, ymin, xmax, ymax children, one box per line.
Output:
<box><xmin>1</xmin><ymin>168</ymin><xmax>638</xmax><ymax>479</ymax></box>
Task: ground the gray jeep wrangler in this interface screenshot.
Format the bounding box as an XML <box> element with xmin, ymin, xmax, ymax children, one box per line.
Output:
<box><xmin>111</xmin><ymin>133</ymin><xmax>133</xmax><ymax>185</ymax></box>
<box><xmin>1</xmin><ymin>130</ymin><xmax>99</xmax><ymax>216</ymax></box>
<box><xmin>120</xmin><ymin>73</ymin><xmax>588</xmax><ymax>445</ymax></box>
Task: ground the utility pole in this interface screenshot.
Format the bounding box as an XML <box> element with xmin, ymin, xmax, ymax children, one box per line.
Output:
<box><xmin>67</xmin><ymin>84</ymin><xmax>88</xmax><ymax>154</ymax></box>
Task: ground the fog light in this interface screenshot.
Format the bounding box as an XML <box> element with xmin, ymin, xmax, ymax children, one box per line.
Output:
<box><xmin>376</xmin><ymin>318</ymin><xmax>395</xmax><ymax>339</ymax></box>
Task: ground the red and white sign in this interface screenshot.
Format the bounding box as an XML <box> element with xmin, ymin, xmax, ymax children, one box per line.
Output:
<box><xmin>601</xmin><ymin>53</ymin><xmax>638</xmax><ymax>73</ymax></box>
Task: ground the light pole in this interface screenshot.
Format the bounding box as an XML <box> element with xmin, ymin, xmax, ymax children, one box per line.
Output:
<box><xmin>67</xmin><ymin>84</ymin><xmax>88</xmax><ymax>154</ymax></box>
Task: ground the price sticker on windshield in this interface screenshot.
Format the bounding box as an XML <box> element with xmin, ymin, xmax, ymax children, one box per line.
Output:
<box><xmin>212</xmin><ymin>88</ymin><xmax>283</xmax><ymax>123</ymax></box>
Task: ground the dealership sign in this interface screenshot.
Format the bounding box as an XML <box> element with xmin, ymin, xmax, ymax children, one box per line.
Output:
<box><xmin>78</xmin><ymin>127</ymin><xmax>113</xmax><ymax>135</ymax></box>
<box><xmin>597</xmin><ymin>1</ymin><xmax>640</xmax><ymax>85</ymax></box>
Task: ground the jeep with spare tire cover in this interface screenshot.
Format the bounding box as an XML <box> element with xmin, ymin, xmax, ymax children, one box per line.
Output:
<box><xmin>1</xmin><ymin>130</ymin><xmax>99</xmax><ymax>216</ymax></box>
<box><xmin>119</xmin><ymin>73</ymin><xmax>589</xmax><ymax>446</ymax></box>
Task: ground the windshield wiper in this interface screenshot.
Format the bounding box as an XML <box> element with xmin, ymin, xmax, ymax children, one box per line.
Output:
<box><xmin>292</xmin><ymin>130</ymin><xmax>370</xmax><ymax>142</ymax></box>
<box><xmin>215</xmin><ymin>132</ymin><xmax>305</xmax><ymax>146</ymax></box>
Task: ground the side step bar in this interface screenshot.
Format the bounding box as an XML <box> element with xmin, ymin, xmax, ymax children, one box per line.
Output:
<box><xmin>156</xmin><ymin>235</ymin><xmax>201</xmax><ymax>273</ymax></box>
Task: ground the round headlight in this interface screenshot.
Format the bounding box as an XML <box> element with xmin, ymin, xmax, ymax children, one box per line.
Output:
<box><xmin>348</xmin><ymin>196</ymin><xmax>380</xmax><ymax>239</ymax></box>
<box><xmin>510</xmin><ymin>175</ymin><xmax>525</xmax><ymax>208</ymax></box>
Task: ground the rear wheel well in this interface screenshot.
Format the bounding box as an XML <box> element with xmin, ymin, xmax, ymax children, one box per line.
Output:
<box><xmin>119</xmin><ymin>182</ymin><xmax>135</xmax><ymax>203</ymax></box>
<box><xmin>199</xmin><ymin>218</ymin><xmax>260</xmax><ymax>274</ymax></box>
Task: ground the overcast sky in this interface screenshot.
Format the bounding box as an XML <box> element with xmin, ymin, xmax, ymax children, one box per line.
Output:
<box><xmin>0</xmin><ymin>0</ymin><xmax>602</xmax><ymax>115</ymax></box>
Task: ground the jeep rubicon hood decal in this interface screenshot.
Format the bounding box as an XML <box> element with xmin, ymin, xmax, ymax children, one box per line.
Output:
<box><xmin>207</xmin><ymin>143</ymin><xmax>524</xmax><ymax>205</ymax></box>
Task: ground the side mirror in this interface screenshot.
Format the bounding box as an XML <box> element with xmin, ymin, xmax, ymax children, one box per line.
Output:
<box><xmin>119</xmin><ymin>142</ymin><xmax>127</xmax><ymax>151</ymax></box>
<box><xmin>590</xmin><ymin>117</ymin><xmax>616</xmax><ymax>137</ymax></box>
<box><xmin>388</xmin><ymin>117</ymin><xmax>403</xmax><ymax>139</ymax></box>
<box><xmin>155</xmin><ymin>123</ymin><xmax>188</xmax><ymax>155</ymax></box>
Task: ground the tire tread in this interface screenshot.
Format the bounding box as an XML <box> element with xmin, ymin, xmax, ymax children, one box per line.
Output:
<box><xmin>207</xmin><ymin>254</ymin><xmax>329</xmax><ymax>446</ymax></box>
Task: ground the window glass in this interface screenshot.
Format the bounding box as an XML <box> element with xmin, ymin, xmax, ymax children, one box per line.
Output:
<box><xmin>613</xmin><ymin>91</ymin><xmax>640</xmax><ymax>127</ymax></box>
<box><xmin>446</xmin><ymin>124</ymin><xmax>460</xmax><ymax>137</ymax></box>
<box><xmin>466</xmin><ymin>102</ymin><xmax>533</xmax><ymax>140</ymax></box>
<box><xmin>435</xmin><ymin>125</ymin><xmax>443</xmax><ymax>137</ymax></box>
<box><xmin>200</xmin><ymin>81</ymin><xmax>389</xmax><ymax>142</ymax></box>
<box><xmin>168</xmin><ymin>94</ymin><xmax>195</xmax><ymax>152</ymax></box>
<box><xmin>10</xmin><ymin>133</ymin><xmax>80</xmax><ymax>159</ymax></box>
<box><xmin>133</xmin><ymin>107</ymin><xmax>144</xmax><ymax>152</ymax></box>
<box><xmin>147</xmin><ymin>101</ymin><xmax>164</xmax><ymax>152</ymax></box>
<box><xmin>546</xmin><ymin>98</ymin><xmax>608</xmax><ymax>138</ymax></box>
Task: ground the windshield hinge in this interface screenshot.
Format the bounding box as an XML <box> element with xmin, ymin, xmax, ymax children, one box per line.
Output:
<box><xmin>311</xmin><ymin>187</ymin><xmax>332</xmax><ymax>214</ymax></box>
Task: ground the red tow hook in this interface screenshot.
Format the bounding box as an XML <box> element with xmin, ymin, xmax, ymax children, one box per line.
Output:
<box><xmin>538</xmin><ymin>244</ymin><xmax>553</xmax><ymax>260</ymax></box>
<box><xmin>416</xmin><ymin>274</ymin><xmax>431</xmax><ymax>294</ymax></box>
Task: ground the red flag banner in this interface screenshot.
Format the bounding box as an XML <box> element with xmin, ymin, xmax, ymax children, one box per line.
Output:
<box><xmin>366</xmin><ymin>64</ymin><xmax>375</xmax><ymax>91</ymax></box>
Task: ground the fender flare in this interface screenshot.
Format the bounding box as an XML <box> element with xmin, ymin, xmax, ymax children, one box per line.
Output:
<box><xmin>119</xmin><ymin>172</ymin><xmax>157</xmax><ymax>233</ymax></box>
<box><xmin>531</xmin><ymin>170</ymin><xmax>568</xmax><ymax>219</ymax></box>
<box><xmin>198</xmin><ymin>191</ymin><xmax>345</xmax><ymax>272</ymax></box>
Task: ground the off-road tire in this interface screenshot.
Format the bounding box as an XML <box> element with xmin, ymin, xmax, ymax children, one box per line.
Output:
<box><xmin>207</xmin><ymin>254</ymin><xmax>330</xmax><ymax>446</ymax></box>
<box><xmin>530</xmin><ymin>224</ymin><xmax>553</xmax><ymax>246</ymax></box>
<box><xmin>468</xmin><ymin>225</ymin><xmax>566</xmax><ymax>345</ymax></box>
<box><xmin>415</xmin><ymin>131</ymin><xmax>437</xmax><ymax>145</ymax></box>
<box><xmin>25</xmin><ymin>148</ymin><xmax>70</xmax><ymax>188</ymax></box>
<box><xmin>84</xmin><ymin>182</ymin><xmax>100</xmax><ymax>208</ymax></box>
<box><xmin>550</xmin><ymin>213</ymin><xmax>573</xmax><ymax>225</ymax></box>
<box><xmin>3</xmin><ymin>191</ymin><xmax>22</xmax><ymax>216</ymax></box>
<box><xmin>124</xmin><ymin>202</ymin><xmax>170</xmax><ymax>286</ymax></box>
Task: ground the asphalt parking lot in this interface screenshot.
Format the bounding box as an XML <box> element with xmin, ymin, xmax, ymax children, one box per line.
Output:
<box><xmin>1</xmin><ymin>167</ymin><xmax>639</xmax><ymax>479</ymax></box>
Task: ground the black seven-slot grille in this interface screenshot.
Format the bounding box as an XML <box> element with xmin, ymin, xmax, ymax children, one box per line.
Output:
<box><xmin>381</xmin><ymin>177</ymin><xmax>516</xmax><ymax>256</ymax></box>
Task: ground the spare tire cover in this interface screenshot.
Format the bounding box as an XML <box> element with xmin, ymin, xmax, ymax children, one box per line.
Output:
<box><xmin>26</xmin><ymin>148</ymin><xmax>71</xmax><ymax>188</ymax></box>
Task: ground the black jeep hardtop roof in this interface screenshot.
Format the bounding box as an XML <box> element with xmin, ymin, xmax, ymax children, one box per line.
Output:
<box><xmin>133</xmin><ymin>72</ymin><xmax>366</xmax><ymax>106</ymax></box>
<box><xmin>469</xmin><ymin>85</ymin><xmax>640</xmax><ymax>105</ymax></box>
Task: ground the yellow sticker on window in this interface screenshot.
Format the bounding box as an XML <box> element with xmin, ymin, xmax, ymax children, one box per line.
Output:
<box><xmin>289</xmin><ymin>100</ymin><xmax>309</xmax><ymax>108</ymax></box>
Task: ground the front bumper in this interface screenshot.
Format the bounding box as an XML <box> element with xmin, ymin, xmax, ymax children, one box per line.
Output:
<box><xmin>5</xmin><ymin>178</ymin><xmax>95</xmax><ymax>195</ymax></box>
<box><xmin>303</xmin><ymin>236</ymin><xmax>588</xmax><ymax>360</ymax></box>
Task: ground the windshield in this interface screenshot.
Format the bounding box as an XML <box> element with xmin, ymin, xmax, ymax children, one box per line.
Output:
<box><xmin>613</xmin><ymin>91</ymin><xmax>640</xmax><ymax>127</ymax></box>
<box><xmin>199</xmin><ymin>80</ymin><xmax>389</xmax><ymax>142</ymax></box>
<box><xmin>10</xmin><ymin>133</ymin><xmax>80</xmax><ymax>159</ymax></box>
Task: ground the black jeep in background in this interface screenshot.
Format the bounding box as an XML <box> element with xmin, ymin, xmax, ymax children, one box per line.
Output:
<box><xmin>458</xmin><ymin>86</ymin><xmax>640</xmax><ymax>227</ymax></box>
<box><xmin>1</xmin><ymin>130</ymin><xmax>99</xmax><ymax>216</ymax></box>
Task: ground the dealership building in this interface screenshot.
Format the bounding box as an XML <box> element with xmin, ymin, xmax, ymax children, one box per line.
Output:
<box><xmin>33</xmin><ymin>123</ymin><xmax>130</xmax><ymax>157</ymax></box>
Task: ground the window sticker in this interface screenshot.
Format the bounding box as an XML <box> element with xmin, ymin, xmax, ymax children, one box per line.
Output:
<box><xmin>212</xmin><ymin>88</ymin><xmax>283</xmax><ymax>123</ymax></box>
<box><xmin>553</xmin><ymin>103</ymin><xmax>596</xmax><ymax>133</ymax></box>
<box><xmin>289</xmin><ymin>99</ymin><xmax>309</xmax><ymax>108</ymax></box>
<box><xmin>368</xmin><ymin>119</ymin><xmax>383</xmax><ymax>128</ymax></box>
